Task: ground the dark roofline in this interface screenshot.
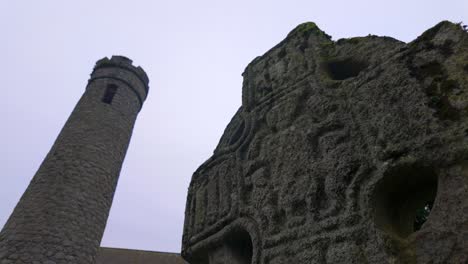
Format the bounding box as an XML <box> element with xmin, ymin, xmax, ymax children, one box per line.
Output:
<box><xmin>99</xmin><ymin>246</ymin><xmax>181</xmax><ymax>256</ymax></box>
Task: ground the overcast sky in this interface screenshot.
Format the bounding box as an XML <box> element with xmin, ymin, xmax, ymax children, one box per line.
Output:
<box><xmin>1</xmin><ymin>0</ymin><xmax>466</xmax><ymax>253</ymax></box>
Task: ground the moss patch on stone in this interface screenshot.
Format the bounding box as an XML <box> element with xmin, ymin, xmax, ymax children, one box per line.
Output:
<box><xmin>288</xmin><ymin>22</ymin><xmax>332</xmax><ymax>39</ymax></box>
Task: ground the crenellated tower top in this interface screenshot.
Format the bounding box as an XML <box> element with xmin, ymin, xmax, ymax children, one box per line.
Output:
<box><xmin>90</xmin><ymin>55</ymin><xmax>149</xmax><ymax>105</ymax></box>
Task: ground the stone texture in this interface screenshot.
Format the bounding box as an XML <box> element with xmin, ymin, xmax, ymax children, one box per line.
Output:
<box><xmin>0</xmin><ymin>56</ymin><xmax>149</xmax><ymax>264</ymax></box>
<box><xmin>182</xmin><ymin>21</ymin><xmax>468</xmax><ymax>263</ymax></box>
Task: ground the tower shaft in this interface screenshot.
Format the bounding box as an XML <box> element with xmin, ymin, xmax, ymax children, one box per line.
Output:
<box><xmin>0</xmin><ymin>56</ymin><xmax>149</xmax><ymax>264</ymax></box>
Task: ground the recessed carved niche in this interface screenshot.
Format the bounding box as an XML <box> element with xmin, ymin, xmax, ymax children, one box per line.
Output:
<box><xmin>209</xmin><ymin>229</ymin><xmax>253</xmax><ymax>264</ymax></box>
<box><xmin>323</xmin><ymin>58</ymin><xmax>368</xmax><ymax>80</ymax></box>
<box><xmin>190</xmin><ymin>227</ymin><xmax>254</xmax><ymax>264</ymax></box>
<box><xmin>372</xmin><ymin>164</ymin><xmax>438</xmax><ymax>238</ymax></box>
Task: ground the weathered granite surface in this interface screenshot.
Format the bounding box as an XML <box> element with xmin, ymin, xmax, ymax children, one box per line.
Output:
<box><xmin>0</xmin><ymin>56</ymin><xmax>148</xmax><ymax>264</ymax></box>
<box><xmin>182</xmin><ymin>21</ymin><xmax>468</xmax><ymax>263</ymax></box>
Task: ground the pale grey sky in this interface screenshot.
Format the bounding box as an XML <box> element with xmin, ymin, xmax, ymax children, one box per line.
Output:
<box><xmin>1</xmin><ymin>0</ymin><xmax>466</xmax><ymax>253</ymax></box>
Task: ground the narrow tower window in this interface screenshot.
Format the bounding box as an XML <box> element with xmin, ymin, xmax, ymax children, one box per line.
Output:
<box><xmin>102</xmin><ymin>84</ymin><xmax>118</xmax><ymax>104</ymax></box>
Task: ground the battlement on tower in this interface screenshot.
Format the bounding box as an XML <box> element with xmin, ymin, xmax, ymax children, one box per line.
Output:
<box><xmin>93</xmin><ymin>55</ymin><xmax>149</xmax><ymax>94</ymax></box>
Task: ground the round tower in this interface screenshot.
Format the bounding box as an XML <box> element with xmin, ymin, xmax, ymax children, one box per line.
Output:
<box><xmin>0</xmin><ymin>56</ymin><xmax>149</xmax><ymax>263</ymax></box>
